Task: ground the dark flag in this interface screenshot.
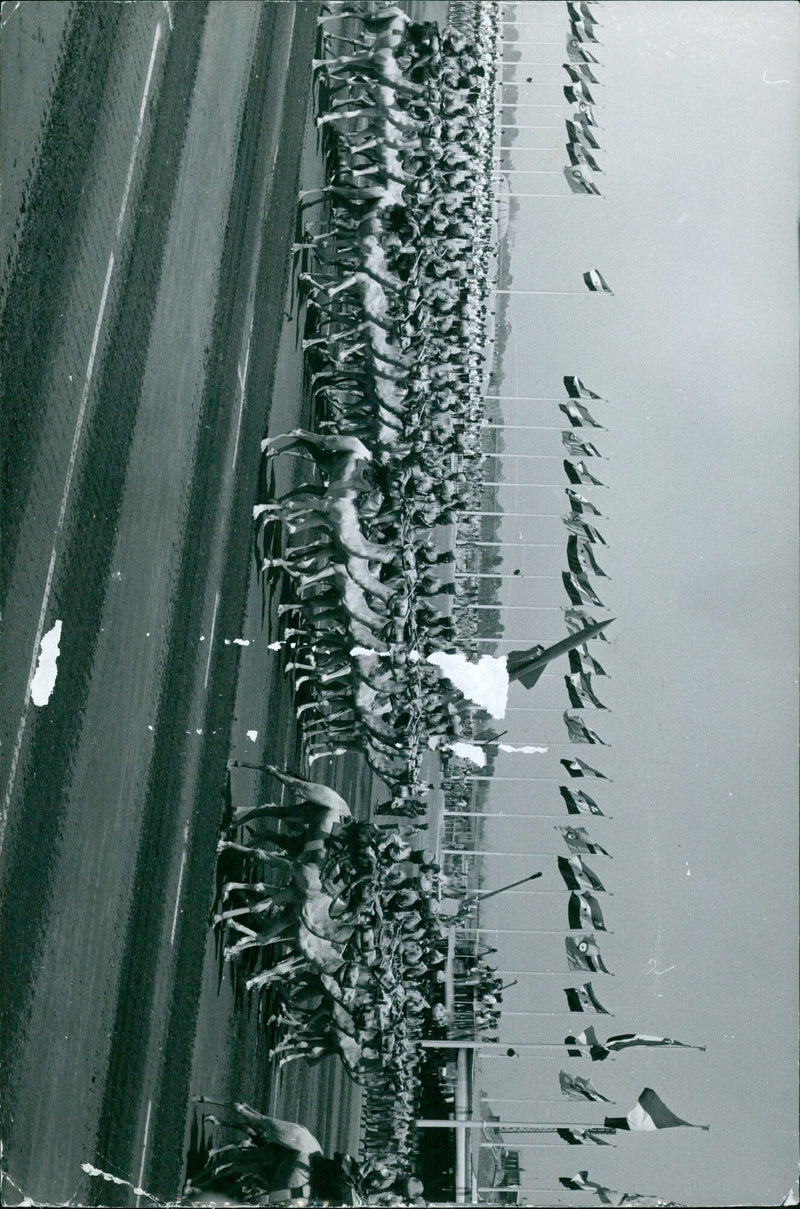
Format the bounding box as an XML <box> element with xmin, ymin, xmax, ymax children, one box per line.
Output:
<box><xmin>564</xmin><ymin>62</ymin><xmax>601</xmax><ymax>87</ymax></box>
<box><xmin>558</xmin><ymin>1127</ymin><xmax>613</xmax><ymax>1146</ymax></box>
<box><xmin>583</xmin><ymin>268</ymin><xmax>614</xmax><ymax>294</ymax></box>
<box><xmin>563</xmin><ymin>571</ymin><xmax>604</xmax><ymax>609</ymax></box>
<box><xmin>564</xmin><ymin>81</ymin><xmax>597</xmax><ymax>106</ymax></box>
<box><xmin>559</xmin><ymin>854</ymin><xmax>607</xmax><ymax>893</ymax></box>
<box><xmin>559</xmin><ymin>398</ymin><xmax>604</xmax><ymax>427</ymax></box>
<box><xmin>605</xmin><ymin>1033</ymin><xmax>707</xmax><ymax>1055</ymax></box>
<box><xmin>564</xmin><ymin>607</ymin><xmax>610</xmax><ymax>638</ymax></box>
<box><xmin>566</xmin><ymin>488</ymin><xmax>603</xmax><ymax>516</ymax></box>
<box><xmin>566</xmin><ymin>37</ymin><xmax>599</xmax><ymax>64</ymax></box>
<box><xmin>605</xmin><ymin>1088</ymin><xmax>709</xmax><ymax>1132</ymax></box>
<box><xmin>563</xmin><ymin>165</ymin><xmax>602</xmax><ymax>196</ymax></box>
<box><xmin>561</xmin><ymin>757</ymin><xmax>609</xmax><ymax>779</ymax></box>
<box><xmin>568</xmin><ymin>890</ymin><xmax>608</xmax><ymax>930</ymax></box>
<box><xmin>560</xmin><ymin>785</ymin><xmax>605</xmax><ymax>816</ymax></box>
<box><xmin>565</xmin><ymin>1026</ymin><xmax>611</xmax><ymax>1060</ymax></box>
<box><xmin>562</xmin><ymin>431</ymin><xmax>603</xmax><ymax>459</ymax></box>
<box><xmin>567</xmin><ymin>140</ymin><xmax>604</xmax><ymax>175</ymax></box>
<box><xmin>567</xmin><ymin>533</ymin><xmax>609</xmax><ymax>578</ymax></box>
<box><xmin>565</xmin><ymin>981</ymin><xmax>612</xmax><ymax>1015</ymax></box>
<box><xmin>569</xmin><ymin>18</ymin><xmax>601</xmax><ymax>44</ymax></box>
<box><xmin>564</xmin><ymin>459</ymin><xmax>606</xmax><ymax>487</ymax></box>
<box><xmin>558</xmin><ymin>825</ymin><xmax>610</xmax><ymax>856</ymax></box>
<box><xmin>563</xmin><ymin>710</ymin><xmax>607</xmax><ymax>744</ymax></box>
<box><xmin>559</xmin><ymin>1073</ymin><xmax>612</xmax><ymax>1103</ymax></box>
<box><xmin>580</xmin><ymin>540</ymin><xmax>610</xmax><ymax>578</ymax></box>
<box><xmin>566</xmin><ymin>933</ymin><xmax>611</xmax><ymax>973</ymax></box>
<box><xmin>564</xmin><ymin>516</ymin><xmax>608</xmax><ymax>544</ymax></box>
<box><xmin>564</xmin><ymin>374</ymin><xmax>602</xmax><ymax>400</ymax></box>
<box><xmin>566</xmin><ymin>671</ymin><xmax>608</xmax><ymax>709</ymax></box>
<box><xmin>573</xmin><ymin>113</ymin><xmax>601</xmax><ymax>147</ymax></box>
<box><xmin>568</xmin><ymin>647</ymin><xmax>608</xmax><ymax>678</ymax></box>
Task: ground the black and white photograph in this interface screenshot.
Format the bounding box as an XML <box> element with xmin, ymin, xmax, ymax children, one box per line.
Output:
<box><xmin>0</xmin><ymin>1</ymin><xmax>797</xmax><ymax>1205</ymax></box>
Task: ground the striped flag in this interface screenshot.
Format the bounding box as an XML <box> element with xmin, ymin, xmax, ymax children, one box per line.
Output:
<box><xmin>579</xmin><ymin>540</ymin><xmax>610</xmax><ymax>578</ymax></box>
<box><xmin>566</xmin><ymin>38</ymin><xmax>599</xmax><ymax>64</ymax></box>
<box><xmin>558</xmin><ymin>1127</ymin><xmax>613</xmax><ymax>1146</ymax></box>
<box><xmin>565</xmin><ymin>933</ymin><xmax>611</xmax><ymax>973</ymax></box>
<box><xmin>573</xmin><ymin>115</ymin><xmax>601</xmax><ymax>148</ymax></box>
<box><xmin>605</xmin><ymin>1088</ymin><xmax>709</xmax><ymax>1132</ymax></box>
<box><xmin>605</xmin><ymin>1033</ymin><xmax>706</xmax><ymax>1054</ymax></box>
<box><xmin>560</xmin><ymin>1172</ymin><xmax>619</xmax><ymax>1200</ymax></box>
<box><xmin>583</xmin><ymin>268</ymin><xmax>614</xmax><ymax>294</ymax></box>
<box><xmin>568</xmin><ymin>18</ymin><xmax>600</xmax><ymax>45</ymax></box>
<box><xmin>566</xmin><ymin>671</ymin><xmax>608</xmax><ymax>709</ymax></box>
<box><xmin>558</xmin><ymin>825</ymin><xmax>610</xmax><ymax>856</ymax></box>
<box><xmin>563</xmin><ymin>711</ymin><xmax>607</xmax><ymax>744</ymax></box>
<box><xmin>564</xmin><ymin>516</ymin><xmax>608</xmax><ymax>546</ymax></box>
<box><xmin>564</xmin><ymin>375</ymin><xmax>603</xmax><ymax>400</ymax></box>
<box><xmin>562</xmin><ymin>431</ymin><xmax>603</xmax><ymax>459</ymax></box>
<box><xmin>574</xmin><ymin>103</ymin><xmax>601</xmax><ymax>130</ymax></box>
<box><xmin>564</xmin><ymin>62</ymin><xmax>601</xmax><ymax>87</ymax></box>
<box><xmin>559</xmin><ymin>1074</ymin><xmax>612</xmax><ymax>1103</ymax></box>
<box><xmin>560</xmin><ymin>786</ymin><xmax>605</xmax><ymax>816</ymax></box>
<box><xmin>566</xmin><ymin>488</ymin><xmax>603</xmax><ymax>516</ymax></box>
<box><xmin>561</xmin><ymin>757</ymin><xmax>609</xmax><ymax>779</ymax></box>
<box><xmin>567</xmin><ymin>533</ymin><xmax>609</xmax><ymax>578</ymax></box>
<box><xmin>559</xmin><ymin>854</ymin><xmax>607</xmax><ymax>893</ymax></box>
<box><xmin>563</xmin><ymin>571</ymin><xmax>604</xmax><ymax>609</ymax></box>
<box><xmin>559</xmin><ymin>398</ymin><xmax>604</xmax><ymax>427</ymax></box>
<box><xmin>565</xmin><ymin>1026</ymin><xmax>611</xmax><ymax>1060</ymax></box>
<box><xmin>568</xmin><ymin>890</ymin><xmax>608</xmax><ymax>931</ymax></box>
<box><xmin>565</xmin><ymin>459</ymin><xmax>606</xmax><ymax>487</ymax></box>
<box><xmin>568</xmin><ymin>647</ymin><xmax>608</xmax><ymax>678</ymax></box>
<box><xmin>564</xmin><ymin>607</ymin><xmax>610</xmax><ymax>638</ymax></box>
<box><xmin>567</xmin><ymin>140</ymin><xmax>604</xmax><ymax>175</ymax></box>
<box><xmin>563</xmin><ymin>165</ymin><xmax>602</xmax><ymax>196</ymax></box>
<box><xmin>565</xmin><ymin>981</ymin><xmax>612</xmax><ymax>1014</ymax></box>
<box><xmin>564</xmin><ymin>81</ymin><xmax>597</xmax><ymax>106</ymax></box>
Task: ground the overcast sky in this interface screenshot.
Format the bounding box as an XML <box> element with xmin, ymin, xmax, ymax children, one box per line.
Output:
<box><xmin>473</xmin><ymin>3</ymin><xmax>799</xmax><ymax>1205</ymax></box>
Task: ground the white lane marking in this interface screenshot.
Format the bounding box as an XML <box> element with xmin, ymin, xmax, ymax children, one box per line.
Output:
<box><xmin>231</xmin><ymin>329</ymin><xmax>252</xmax><ymax>471</ymax></box>
<box><xmin>135</xmin><ymin>1098</ymin><xmax>153</xmax><ymax>1206</ymax></box>
<box><xmin>169</xmin><ymin>847</ymin><xmax>188</xmax><ymax>946</ymax></box>
<box><xmin>203</xmin><ymin>591</ymin><xmax>220</xmax><ymax>690</ymax></box>
<box><xmin>1</xmin><ymin>18</ymin><xmax>164</xmax><ymax>855</ymax></box>
<box><xmin>116</xmin><ymin>23</ymin><xmax>162</xmax><ymax>242</ymax></box>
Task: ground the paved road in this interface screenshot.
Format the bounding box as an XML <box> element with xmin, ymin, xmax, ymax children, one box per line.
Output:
<box><xmin>0</xmin><ymin>2</ymin><xmax>319</xmax><ymax>1203</ymax></box>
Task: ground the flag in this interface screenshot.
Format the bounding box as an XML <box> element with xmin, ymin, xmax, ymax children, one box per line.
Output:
<box><xmin>568</xmin><ymin>890</ymin><xmax>608</xmax><ymax>930</ymax></box>
<box><xmin>564</xmin><ymin>375</ymin><xmax>602</xmax><ymax>400</ymax></box>
<box><xmin>558</xmin><ymin>825</ymin><xmax>610</xmax><ymax>856</ymax></box>
<box><xmin>565</xmin><ymin>933</ymin><xmax>611</xmax><ymax>973</ymax></box>
<box><xmin>565</xmin><ymin>1026</ymin><xmax>610</xmax><ymax>1060</ymax></box>
<box><xmin>560</xmin><ymin>1173</ymin><xmax>620</xmax><ymax>1202</ymax></box>
<box><xmin>565</xmin><ymin>981</ymin><xmax>612</xmax><ymax>1014</ymax></box>
<box><xmin>559</xmin><ymin>854</ymin><xmax>607</xmax><ymax>893</ymax></box>
<box><xmin>563</xmin><ymin>571</ymin><xmax>604</xmax><ymax>609</ymax></box>
<box><xmin>564</xmin><ymin>81</ymin><xmax>597</xmax><ymax>106</ymax></box>
<box><xmin>558</xmin><ymin>1127</ymin><xmax>613</xmax><ymax>1146</ymax></box>
<box><xmin>561</xmin><ymin>757</ymin><xmax>608</xmax><ymax>779</ymax></box>
<box><xmin>568</xmin><ymin>18</ymin><xmax>600</xmax><ymax>44</ymax></box>
<box><xmin>563</xmin><ymin>516</ymin><xmax>607</xmax><ymax>544</ymax></box>
<box><xmin>559</xmin><ymin>398</ymin><xmax>604</xmax><ymax>427</ymax></box>
<box><xmin>564</xmin><ymin>62</ymin><xmax>601</xmax><ymax>87</ymax></box>
<box><xmin>567</xmin><ymin>140</ymin><xmax>604</xmax><ymax>175</ymax></box>
<box><xmin>583</xmin><ymin>269</ymin><xmax>613</xmax><ymax>294</ymax></box>
<box><xmin>605</xmin><ymin>1033</ymin><xmax>706</xmax><ymax>1054</ymax></box>
<box><xmin>564</xmin><ymin>459</ymin><xmax>605</xmax><ymax>487</ymax></box>
<box><xmin>559</xmin><ymin>1073</ymin><xmax>612</xmax><ymax>1103</ymax></box>
<box><xmin>566</xmin><ymin>671</ymin><xmax>608</xmax><ymax>709</ymax></box>
<box><xmin>564</xmin><ymin>607</ymin><xmax>610</xmax><ymax>638</ymax></box>
<box><xmin>574</xmin><ymin>103</ymin><xmax>600</xmax><ymax>131</ymax></box>
<box><xmin>566</xmin><ymin>488</ymin><xmax>603</xmax><ymax>516</ymax></box>
<box><xmin>560</xmin><ymin>785</ymin><xmax>605</xmax><ymax>816</ymax></box>
<box><xmin>562</xmin><ymin>431</ymin><xmax>603</xmax><ymax>459</ymax></box>
<box><xmin>563</xmin><ymin>165</ymin><xmax>601</xmax><ymax>196</ymax></box>
<box><xmin>563</xmin><ymin>710</ymin><xmax>607</xmax><ymax>744</ymax></box>
<box><xmin>573</xmin><ymin>114</ymin><xmax>601</xmax><ymax>147</ymax></box>
<box><xmin>567</xmin><ymin>533</ymin><xmax>609</xmax><ymax>577</ymax></box>
<box><xmin>580</xmin><ymin>0</ymin><xmax>600</xmax><ymax>23</ymax></box>
<box><xmin>568</xmin><ymin>647</ymin><xmax>608</xmax><ymax>678</ymax></box>
<box><xmin>579</xmin><ymin>540</ymin><xmax>610</xmax><ymax>578</ymax></box>
<box><xmin>566</xmin><ymin>37</ymin><xmax>599</xmax><ymax>64</ymax></box>
<box><xmin>604</xmin><ymin>1087</ymin><xmax>709</xmax><ymax>1132</ymax></box>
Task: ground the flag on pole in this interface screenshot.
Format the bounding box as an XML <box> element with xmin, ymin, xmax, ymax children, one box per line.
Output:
<box><xmin>564</xmin><ymin>81</ymin><xmax>597</xmax><ymax>106</ymax></box>
<box><xmin>605</xmin><ymin>1033</ymin><xmax>707</xmax><ymax>1054</ymax></box>
<box><xmin>579</xmin><ymin>540</ymin><xmax>610</xmax><ymax>578</ymax></box>
<box><xmin>565</xmin><ymin>933</ymin><xmax>611</xmax><ymax>974</ymax></box>
<box><xmin>560</xmin><ymin>786</ymin><xmax>605</xmax><ymax>816</ymax></box>
<box><xmin>559</xmin><ymin>1074</ymin><xmax>613</xmax><ymax>1103</ymax></box>
<box><xmin>561</xmin><ymin>757</ymin><xmax>609</xmax><ymax>779</ymax></box>
<box><xmin>566</xmin><ymin>671</ymin><xmax>608</xmax><ymax>709</ymax></box>
<box><xmin>568</xmin><ymin>647</ymin><xmax>608</xmax><ymax>678</ymax></box>
<box><xmin>563</xmin><ymin>571</ymin><xmax>605</xmax><ymax>609</ymax></box>
<box><xmin>564</xmin><ymin>62</ymin><xmax>601</xmax><ymax>87</ymax></box>
<box><xmin>563</xmin><ymin>710</ymin><xmax>607</xmax><ymax>744</ymax></box>
<box><xmin>567</xmin><ymin>38</ymin><xmax>599</xmax><ymax>64</ymax></box>
<box><xmin>565</xmin><ymin>981</ymin><xmax>612</xmax><ymax>1014</ymax></box>
<box><xmin>560</xmin><ymin>1172</ymin><xmax>619</xmax><ymax>1201</ymax></box>
<box><xmin>558</xmin><ymin>825</ymin><xmax>611</xmax><ymax>856</ymax></box>
<box><xmin>583</xmin><ymin>269</ymin><xmax>614</xmax><ymax>294</ymax></box>
<box><xmin>560</xmin><ymin>399</ymin><xmax>604</xmax><ymax>428</ymax></box>
<box><xmin>562</xmin><ymin>431</ymin><xmax>603</xmax><ymax>459</ymax></box>
<box><xmin>560</xmin><ymin>855</ymin><xmax>607</xmax><ymax>893</ymax></box>
<box><xmin>564</xmin><ymin>375</ymin><xmax>603</xmax><ymax>400</ymax></box>
<box><xmin>575</xmin><ymin>102</ymin><xmax>600</xmax><ymax>130</ymax></box>
<box><xmin>568</xmin><ymin>890</ymin><xmax>608</xmax><ymax>930</ymax></box>
<box><xmin>567</xmin><ymin>140</ymin><xmax>604</xmax><ymax>175</ymax></box>
<box><xmin>565</xmin><ymin>1026</ymin><xmax>611</xmax><ymax>1060</ymax></box>
<box><xmin>565</xmin><ymin>459</ymin><xmax>606</xmax><ymax>487</ymax></box>
<box><xmin>580</xmin><ymin>1</ymin><xmax>601</xmax><ymax>24</ymax></box>
<box><xmin>569</xmin><ymin>18</ymin><xmax>601</xmax><ymax>44</ymax></box>
<box><xmin>567</xmin><ymin>534</ymin><xmax>609</xmax><ymax>579</ymax></box>
<box><xmin>564</xmin><ymin>607</ymin><xmax>610</xmax><ymax>638</ymax></box>
<box><xmin>564</xmin><ymin>516</ymin><xmax>608</xmax><ymax>544</ymax></box>
<box><xmin>563</xmin><ymin>165</ymin><xmax>602</xmax><ymax>195</ymax></box>
<box><xmin>572</xmin><ymin>112</ymin><xmax>601</xmax><ymax>146</ymax></box>
<box><xmin>566</xmin><ymin>488</ymin><xmax>603</xmax><ymax>516</ymax></box>
<box><xmin>604</xmin><ymin>1087</ymin><xmax>709</xmax><ymax>1132</ymax></box>
<box><xmin>558</xmin><ymin>1127</ymin><xmax>614</xmax><ymax>1146</ymax></box>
